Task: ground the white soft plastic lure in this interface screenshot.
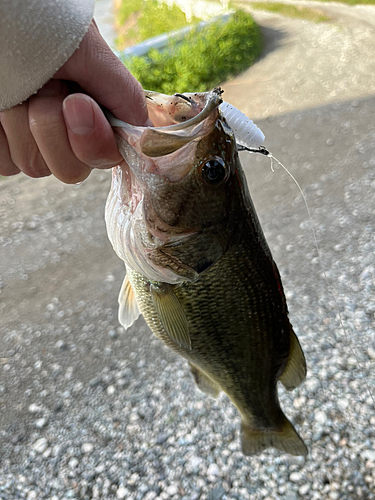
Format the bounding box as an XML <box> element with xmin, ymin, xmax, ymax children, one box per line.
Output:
<box><xmin>219</xmin><ymin>101</ymin><xmax>265</xmax><ymax>151</ymax></box>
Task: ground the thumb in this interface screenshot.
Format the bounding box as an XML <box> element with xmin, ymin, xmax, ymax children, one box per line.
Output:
<box><xmin>55</xmin><ymin>21</ymin><xmax>149</xmax><ymax>126</ymax></box>
<box><xmin>63</xmin><ymin>93</ymin><xmax>123</xmax><ymax>169</ymax></box>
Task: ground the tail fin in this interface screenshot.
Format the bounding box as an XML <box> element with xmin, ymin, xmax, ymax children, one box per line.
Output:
<box><xmin>241</xmin><ymin>416</ymin><xmax>307</xmax><ymax>457</ymax></box>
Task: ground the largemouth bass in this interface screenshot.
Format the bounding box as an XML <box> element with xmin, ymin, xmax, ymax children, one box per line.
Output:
<box><xmin>105</xmin><ymin>89</ymin><xmax>308</xmax><ymax>456</ymax></box>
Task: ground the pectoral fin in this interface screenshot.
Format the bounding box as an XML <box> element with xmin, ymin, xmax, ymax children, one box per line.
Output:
<box><xmin>118</xmin><ymin>274</ymin><xmax>141</xmax><ymax>330</ymax></box>
<box><xmin>280</xmin><ymin>327</ymin><xmax>307</xmax><ymax>391</ymax></box>
<box><xmin>150</xmin><ymin>283</ymin><xmax>191</xmax><ymax>350</ymax></box>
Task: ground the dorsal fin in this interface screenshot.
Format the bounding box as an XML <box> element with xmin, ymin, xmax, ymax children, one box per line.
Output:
<box><xmin>118</xmin><ymin>274</ymin><xmax>141</xmax><ymax>330</ymax></box>
<box><xmin>150</xmin><ymin>283</ymin><xmax>191</xmax><ymax>350</ymax></box>
<box><xmin>280</xmin><ymin>327</ymin><xmax>307</xmax><ymax>390</ymax></box>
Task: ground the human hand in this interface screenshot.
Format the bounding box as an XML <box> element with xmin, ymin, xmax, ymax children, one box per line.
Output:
<box><xmin>0</xmin><ymin>21</ymin><xmax>149</xmax><ymax>183</ymax></box>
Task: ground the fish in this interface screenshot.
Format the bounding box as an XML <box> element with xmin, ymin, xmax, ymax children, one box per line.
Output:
<box><xmin>104</xmin><ymin>88</ymin><xmax>308</xmax><ymax>456</ymax></box>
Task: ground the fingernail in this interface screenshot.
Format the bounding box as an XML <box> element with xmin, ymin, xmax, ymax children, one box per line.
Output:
<box><xmin>63</xmin><ymin>95</ymin><xmax>95</xmax><ymax>135</ymax></box>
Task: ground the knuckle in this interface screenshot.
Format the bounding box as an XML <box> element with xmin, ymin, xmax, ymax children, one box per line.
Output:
<box><xmin>15</xmin><ymin>148</ymin><xmax>50</xmax><ymax>178</ymax></box>
<box><xmin>29</xmin><ymin>114</ymin><xmax>60</xmax><ymax>138</ymax></box>
<box><xmin>17</xmin><ymin>161</ymin><xmax>48</xmax><ymax>178</ymax></box>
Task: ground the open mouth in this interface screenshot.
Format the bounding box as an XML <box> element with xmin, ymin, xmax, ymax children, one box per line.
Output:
<box><xmin>105</xmin><ymin>89</ymin><xmax>224</xmax><ymax>168</ymax></box>
<box><xmin>144</xmin><ymin>89</ymin><xmax>223</xmax><ymax>128</ymax></box>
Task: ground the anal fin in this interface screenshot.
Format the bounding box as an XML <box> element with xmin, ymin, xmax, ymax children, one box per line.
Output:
<box><xmin>189</xmin><ymin>362</ymin><xmax>220</xmax><ymax>398</ymax></box>
<box><xmin>280</xmin><ymin>327</ymin><xmax>307</xmax><ymax>391</ymax></box>
<box><xmin>118</xmin><ymin>273</ymin><xmax>141</xmax><ymax>330</ymax></box>
<box><xmin>241</xmin><ymin>416</ymin><xmax>308</xmax><ymax>457</ymax></box>
<box><xmin>150</xmin><ymin>282</ymin><xmax>191</xmax><ymax>350</ymax></box>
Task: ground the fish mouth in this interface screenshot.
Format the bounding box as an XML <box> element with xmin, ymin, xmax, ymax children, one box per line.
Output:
<box><xmin>104</xmin><ymin>89</ymin><xmax>226</xmax><ymax>213</ymax></box>
<box><xmin>105</xmin><ymin>88</ymin><xmax>224</xmax><ymax>161</ymax></box>
<box><xmin>143</xmin><ymin>88</ymin><xmax>223</xmax><ymax>130</ymax></box>
<box><xmin>108</xmin><ymin>87</ymin><xmax>223</xmax><ymax>130</ymax></box>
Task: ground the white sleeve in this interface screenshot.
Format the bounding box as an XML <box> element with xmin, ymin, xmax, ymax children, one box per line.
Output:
<box><xmin>0</xmin><ymin>0</ymin><xmax>95</xmax><ymax>111</ymax></box>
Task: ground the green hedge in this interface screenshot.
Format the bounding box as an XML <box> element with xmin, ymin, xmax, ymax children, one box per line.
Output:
<box><xmin>122</xmin><ymin>10</ymin><xmax>262</xmax><ymax>94</ymax></box>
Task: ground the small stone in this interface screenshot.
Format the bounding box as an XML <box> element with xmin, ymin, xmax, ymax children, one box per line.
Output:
<box><xmin>35</xmin><ymin>417</ymin><xmax>48</xmax><ymax>429</ymax></box>
<box><xmin>293</xmin><ymin>396</ymin><xmax>306</xmax><ymax>409</ymax></box>
<box><xmin>95</xmin><ymin>464</ymin><xmax>105</xmax><ymax>474</ymax></box>
<box><xmin>42</xmin><ymin>447</ymin><xmax>52</xmax><ymax>458</ymax></box>
<box><xmin>54</xmin><ymin>402</ymin><xmax>63</xmax><ymax>413</ymax></box>
<box><xmin>312</xmin><ymin>425</ymin><xmax>324</xmax><ymax>442</ymax></box>
<box><xmin>116</xmin><ymin>487</ymin><xmax>129</xmax><ymax>499</ymax></box>
<box><xmin>189</xmin><ymin>456</ymin><xmax>203</xmax><ymax>469</ymax></box>
<box><xmin>68</xmin><ymin>457</ymin><xmax>79</xmax><ymax>468</ymax></box>
<box><xmin>314</xmin><ymin>410</ymin><xmax>327</xmax><ymax>425</ymax></box>
<box><xmin>208</xmin><ymin>485</ymin><xmax>226</xmax><ymax>500</ymax></box>
<box><xmin>108</xmin><ymin>329</ymin><xmax>118</xmax><ymax>339</ymax></box>
<box><xmin>367</xmin><ymin>347</ymin><xmax>375</xmax><ymax>360</ymax></box>
<box><xmin>89</xmin><ymin>376</ymin><xmax>101</xmax><ymax>387</ymax></box>
<box><xmin>329</xmin><ymin>492</ymin><xmax>340</xmax><ymax>500</ymax></box>
<box><xmin>27</xmin><ymin>492</ymin><xmax>37</xmax><ymax>500</ymax></box>
<box><xmin>107</xmin><ymin>385</ymin><xmax>116</xmax><ymax>395</ymax></box>
<box><xmin>167</xmin><ymin>484</ymin><xmax>179</xmax><ymax>496</ymax></box>
<box><xmin>337</xmin><ymin>398</ymin><xmax>348</xmax><ymax>410</ymax></box>
<box><xmin>33</xmin><ymin>437</ymin><xmax>48</xmax><ymax>454</ymax></box>
<box><xmin>289</xmin><ymin>472</ymin><xmax>302</xmax><ymax>483</ymax></box>
<box><xmin>284</xmin><ymin>493</ymin><xmax>298</xmax><ymax>500</ymax></box>
<box><xmin>144</xmin><ymin>492</ymin><xmax>157</xmax><ymax>500</ymax></box>
<box><xmin>52</xmin><ymin>444</ymin><xmax>62</xmax><ymax>457</ymax></box>
<box><xmin>287</xmin><ymin>456</ymin><xmax>306</xmax><ymax>466</ymax></box>
<box><xmin>207</xmin><ymin>463</ymin><xmax>220</xmax><ymax>476</ymax></box>
<box><xmin>55</xmin><ymin>340</ymin><xmax>67</xmax><ymax>350</ymax></box>
<box><xmin>299</xmin><ymin>484</ymin><xmax>310</xmax><ymax>495</ymax></box>
<box><xmin>305</xmin><ymin>378</ymin><xmax>320</xmax><ymax>392</ymax></box>
<box><xmin>81</xmin><ymin>442</ymin><xmax>94</xmax><ymax>454</ymax></box>
<box><xmin>28</xmin><ymin>403</ymin><xmax>42</xmax><ymax>413</ymax></box>
<box><xmin>362</xmin><ymin>450</ymin><xmax>375</xmax><ymax>461</ymax></box>
<box><xmin>156</xmin><ymin>432</ymin><xmax>169</xmax><ymax>445</ymax></box>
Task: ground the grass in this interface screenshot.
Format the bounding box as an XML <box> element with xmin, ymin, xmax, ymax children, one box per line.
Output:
<box><xmin>250</xmin><ymin>2</ymin><xmax>331</xmax><ymax>22</ymax></box>
<box><xmin>122</xmin><ymin>9</ymin><xmax>262</xmax><ymax>94</ymax></box>
<box><xmin>115</xmin><ymin>0</ymin><xmax>200</xmax><ymax>50</ymax></box>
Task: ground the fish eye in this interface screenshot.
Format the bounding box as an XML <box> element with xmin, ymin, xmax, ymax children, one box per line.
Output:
<box><xmin>201</xmin><ymin>158</ymin><xmax>226</xmax><ymax>185</ymax></box>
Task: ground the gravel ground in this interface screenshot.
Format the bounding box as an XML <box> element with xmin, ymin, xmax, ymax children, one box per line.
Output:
<box><xmin>1</xmin><ymin>3</ymin><xmax>375</xmax><ymax>500</ymax></box>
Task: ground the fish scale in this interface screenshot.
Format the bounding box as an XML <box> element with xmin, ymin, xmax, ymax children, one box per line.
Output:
<box><xmin>128</xmin><ymin>237</ymin><xmax>292</xmax><ymax>432</ymax></box>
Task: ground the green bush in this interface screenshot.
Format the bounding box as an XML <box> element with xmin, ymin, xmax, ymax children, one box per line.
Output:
<box><xmin>123</xmin><ymin>10</ymin><xmax>262</xmax><ymax>94</ymax></box>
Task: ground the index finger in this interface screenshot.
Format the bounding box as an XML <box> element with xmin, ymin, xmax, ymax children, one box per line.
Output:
<box><xmin>54</xmin><ymin>22</ymin><xmax>149</xmax><ymax>127</ymax></box>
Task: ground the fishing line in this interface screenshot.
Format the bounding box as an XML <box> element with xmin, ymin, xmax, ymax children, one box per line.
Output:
<box><xmin>264</xmin><ymin>151</ymin><xmax>375</xmax><ymax>405</ymax></box>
